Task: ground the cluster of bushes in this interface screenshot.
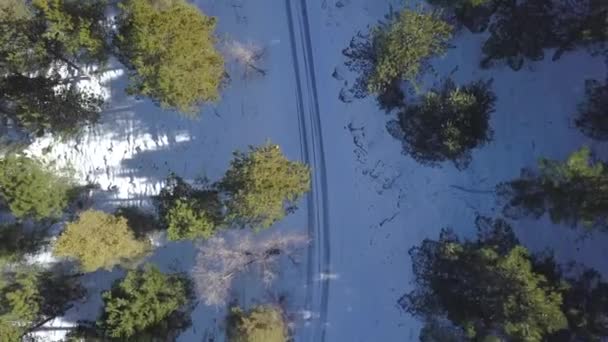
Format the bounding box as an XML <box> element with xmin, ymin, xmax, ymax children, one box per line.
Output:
<box><xmin>0</xmin><ymin>0</ymin><xmax>225</xmax><ymax>138</ymax></box>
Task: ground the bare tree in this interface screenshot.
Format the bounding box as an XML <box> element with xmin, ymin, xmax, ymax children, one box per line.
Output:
<box><xmin>223</xmin><ymin>40</ymin><xmax>267</xmax><ymax>77</ymax></box>
<box><xmin>193</xmin><ymin>230</ymin><xmax>308</xmax><ymax>306</ymax></box>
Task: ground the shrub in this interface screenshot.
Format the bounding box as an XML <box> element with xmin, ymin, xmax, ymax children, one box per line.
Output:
<box><xmin>227</xmin><ymin>306</ymin><xmax>287</xmax><ymax>342</ymax></box>
<box><xmin>54</xmin><ymin>210</ymin><xmax>149</xmax><ymax>272</ymax></box>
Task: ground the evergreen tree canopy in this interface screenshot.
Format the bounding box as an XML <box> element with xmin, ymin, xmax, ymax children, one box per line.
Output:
<box><xmin>166</xmin><ymin>199</ymin><xmax>218</xmax><ymax>241</ymax></box>
<box><xmin>0</xmin><ymin>267</ymin><xmax>83</xmax><ymax>340</ymax></box>
<box><xmin>481</xmin><ymin>0</ymin><xmax>557</xmax><ymax>70</ymax></box>
<box><xmin>401</xmin><ymin>217</ymin><xmax>567</xmax><ymax>341</ymax></box>
<box><xmin>575</xmin><ymin>79</ymin><xmax>608</xmax><ymax>141</ymax></box>
<box><xmin>54</xmin><ymin>210</ymin><xmax>149</xmax><ymax>272</ymax></box>
<box><xmin>427</xmin><ymin>0</ymin><xmax>496</xmax><ymax>33</ymax></box>
<box><xmin>0</xmin><ymin>155</ymin><xmax>74</xmax><ymax>220</ymax></box>
<box><xmin>156</xmin><ymin>174</ymin><xmax>223</xmax><ymax>240</ymax></box>
<box><xmin>343</xmin><ymin>8</ymin><xmax>452</xmax><ymax>97</ymax></box>
<box><xmin>221</xmin><ymin>143</ymin><xmax>310</xmax><ymax>229</ymax></box>
<box><xmin>395</xmin><ymin>78</ymin><xmax>495</xmax><ymax>169</ymax></box>
<box><xmin>0</xmin><ymin>0</ymin><xmax>107</xmax><ymax>136</ymax></box>
<box><xmin>497</xmin><ymin>147</ymin><xmax>608</xmax><ymax>231</ymax></box>
<box><xmin>99</xmin><ymin>265</ymin><xmax>192</xmax><ymax>339</ymax></box>
<box><xmin>227</xmin><ymin>306</ymin><xmax>287</xmax><ymax>342</ymax></box>
<box><xmin>115</xmin><ymin>0</ymin><xmax>225</xmax><ymax>113</ymax></box>
<box><xmin>0</xmin><ymin>223</ymin><xmax>47</xmax><ymax>266</ymax></box>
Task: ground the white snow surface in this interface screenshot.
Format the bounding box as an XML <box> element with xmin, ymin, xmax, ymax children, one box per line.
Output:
<box><xmin>15</xmin><ymin>0</ymin><xmax>608</xmax><ymax>341</ymax></box>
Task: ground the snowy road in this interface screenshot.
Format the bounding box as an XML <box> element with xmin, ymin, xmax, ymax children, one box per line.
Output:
<box><xmin>285</xmin><ymin>1</ymin><xmax>331</xmax><ymax>340</ymax></box>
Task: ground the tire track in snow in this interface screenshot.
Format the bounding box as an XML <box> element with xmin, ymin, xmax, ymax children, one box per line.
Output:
<box><xmin>285</xmin><ymin>1</ymin><xmax>330</xmax><ymax>341</ymax></box>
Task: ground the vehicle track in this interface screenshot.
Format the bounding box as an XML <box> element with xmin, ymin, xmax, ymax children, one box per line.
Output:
<box><xmin>285</xmin><ymin>1</ymin><xmax>331</xmax><ymax>341</ymax></box>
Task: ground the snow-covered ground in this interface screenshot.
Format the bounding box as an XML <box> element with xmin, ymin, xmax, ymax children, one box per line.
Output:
<box><xmin>20</xmin><ymin>0</ymin><xmax>608</xmax><ymax>341</ymax></box>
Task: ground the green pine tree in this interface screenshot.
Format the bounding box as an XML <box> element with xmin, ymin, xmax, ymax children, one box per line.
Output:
<box><xmin>575</xmin><ymin>79</ymin><xmax>608</xmax><ymax>141</ymax></box>
<box><xmin>98</xmin><ymin>265</ymin><xmax>192</xmax><ymax>339</ymax></box>
<box><xmin>498</xmin><ymin>147</ymin><xmax>608</xmax><ymax>231</ymax></box>
<box><xmin>221</xmin><ymin>143</ymin><xmax>311</xmax><ymax>229</ymax></box>
<box><xmin>114</xmin><ymin>0</ymin><xmax>225</xmax><ymax>113</ymax></box>
<box><xmin>0</xmin><ymin>155</ymin><xmax>75</xmax><ymax>220</ymax></box>
<box><xmin>402</xmin><ymin>217</ymin><xmax>567</xmax><ymax>341</ymax></box>
<box><xmin>396</xmin><ymin>78</ymin><xmax>495</xmax><ymax>169</ymax></box>
<box><xmin>0</xmin><ymin>0</ymin><xmax>107</xmax><ymax>136</ymax></box>
<box><xmin>155</xmin><ymin>174</ymin><xmax>223</xmax><ymax>241</ymax></box>
<box><xmin>343</xmin><ymin>8</ymin><xmax>453</xmax><ymax>97</ymax></box>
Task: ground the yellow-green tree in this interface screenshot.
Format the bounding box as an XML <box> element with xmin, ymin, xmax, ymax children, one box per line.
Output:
<box><xmin>115</xmin><ymin>0</ymin><xmax>225</xmax><ymax>113</ymax></box>
<box><xmin>54</xmin><ymin>210</ymin><xmax>149</xmax><ymax>272</ymax></box>
<box><xmin>227</xmin><ymin>306</ymin><xmax>287</xmax><ymax>342</ymax></box>
<box><xmin>221</xmin><ymin>143</ymin><xmax>311</xmax><ymax>229</ymax></box>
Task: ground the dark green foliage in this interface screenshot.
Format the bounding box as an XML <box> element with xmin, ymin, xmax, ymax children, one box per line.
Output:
<box><xmin>227</xmin><ymin>306</ymin><xmax>287</xmax><ymax>342</ymax></box>
<box><xmin>402</xmin><ymin>216</ymin><xmax>567</xmax><ymax>341</ymax></box>
<box><xmin>497</xmin><ymin>147</ymin><xmax>608</xmax><ymax>231</ymax></box>
<box><xmin>0</xmin><ymin>155</ymin><xmax>75</xmax><ymax>220</ymax></box>
<box><xmin>0</xmin><ymin>0</ymin><xmax>108</xmax><ymax>136</ymax></box>
<box><xmin>0</xmin><ymin>267</ymin><xmax>83</xmax><ymax>340</ymax></box>
<box><xmin>115</xmin><ymin>206</ymin><xmax>161</xmax><ymax>239</ymax></box>
<box><xmin>428</xmin><ymin>0</ymin><xmax>497</xmax><ymax>33</ymax></box>
<box><xmin>0</xmin><ymin>75</ymin><xmax>103</xmax><ymax>137</ymax></box>
<box><xmin>395</xmin><ymin>78</ymin><xmax>495</xmax><ymax>169</ymax></box>
<box><xmin>0</xmin><ymin>224</ymin><xmax>47</xmax><ymax>266</ymax></box>
<box><xmin>98</xmin><ymin>265</ymin><xmax>192</xmax><ymax>339</ymax></box>
<box><xmin>480</xmin><ymin>0</ymin><xmax>607</xmax><ymax>70</ymax></box>
<box><xmin>552</xmin><ymin>0</ymin><xmax>608</xmax><ymax>60</ymax></box>
<box><xmin>114</xmin><ymin>0</ymin><xmax>225</xmax><ymax>113</ymax></box>
<box><xmin>343</xmin><ymin>8</ymin><xmax>453</xmax><ymax>98</ymax></box>
<box><xmin>156</xmin><ymin>174</ymin><xmax>222</xmax><ymax>240</ymax></box>
<box><xmin>575</xmin><ymin>79</ymin><xmax>608</xmax><ymax>141</ymax></box>
<box><xmin>550</xmin><ymin>270</ymin><xmax>608</xmax><ymax>341</ymax></box>
<box><xmin>221</xmin><ymin>143</ymin><xmax>311</xmax><ymax>229</ymax></box>
<box><xmin>481</xmin><ymin>0</ymin><xmax>557</xmax><ymax>70</ymax></box>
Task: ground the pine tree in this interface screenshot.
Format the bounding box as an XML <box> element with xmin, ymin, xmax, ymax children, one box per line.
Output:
<box><xmin>114</xmin><ymin>0</ymin><xmax>225</xmax><ymax>113</ymax></box>
<box><xmin>395</xmin><ymin>78</ymin><xmax>495</xmax><ymax>169</ymax></box>
<box><xmin>343</xmin><ymin>8</ymin><xmax>453</xmax><ymax>97</ymax></box>
<box><xmin>0</xmin><ymin>0</ymin><xmax>107</xmax><ymax>136</ymax></box>
<box><xmin>0</xmin><ymin>155</ymin><xmax>74</xmax><ymax>220</ymax></box>
<box><xmin>428</xmin><ymin>0</ymin><xmax>496</xmax><ymax>33</ymax></box>
<box><xmin>575</xmin><ymin>79</ymin><xmax>608</xmax><ymax>141</ymax></box>
<box><xmin>481</xmin><ymin>0</ymin><xmax>557</xmax><ymax>70</ymax></box>
<box><xmin>0</xmin><ymin>267</ymin><xmax>83</xmax><ymax>340</ymax></box>
<box><xmin>227</xmin><ymin>306</ymin><xmax>287</xmax><ymax>342</ymax></box>
<box><xmin>155</xmin><ymin>174</ymin><xmax>223</xmax><ymax>241</ymax></box>
<box><xmin>497</xmin><ymin>147</ymin><xmax>608</xmax><ymax>231</ymax></box>
<box><xmin>221</xmin><ymin>143</ymin><xmax>310</xmax><ymax>229</ymax></box>
<box><xmin>54</xmin><ymin>210</ymin><xmax>149</xmax><ymax>272</ymax></box>
<box><xmin>401</xmin><ymin>217</ymin><xmax>567</xmax><ymax>341</ymax></box>
<box><xmin>98</xmin><ymin>265</ymin><xmax>192</xmax><ymax>339</ymax></box>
